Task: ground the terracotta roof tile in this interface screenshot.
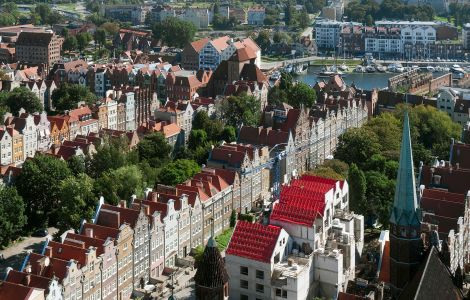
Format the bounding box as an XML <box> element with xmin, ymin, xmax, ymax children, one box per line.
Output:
<box><xmin>226</xmin><ymin>221</ymin><xmax>281</xmax><ymax>263</ymax></box>
<box><xmin>0</xmin><ymin>280</ymin><xmax>42</xmax><ymax>300</ymax></box>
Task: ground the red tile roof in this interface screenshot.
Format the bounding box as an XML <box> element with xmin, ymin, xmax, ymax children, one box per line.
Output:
<box><xmin>226</xmin><ymin>221</ymin><xmax>281</xmax><ymax>263</ymax></box>
<box><xmin>421</xmin><ymin>165</ymin><xmax>470</xmax><ymax>195</ymax></box>
<box><xmin>98</xmin><ymin>204</ymin><xmax>141</xmax><ymax>229</ymax></box>
<box><xmin>25</xmin><ymin>253</ymin><xmax>69</xmax><ymax>281</ymax></box>
<box><xmin>64</xmin><ymin>232</ymin><xmax>107</xmax><ymax>256</ymax></box>
<box><xmin>190</xmin><ymin>37</ymin><xmax>210</xmax><ymax>53</ymax></box>
<box><xmin>5</xmin><ymin>270</ymin><xmax>52</xmax><ymax>293</ymax></box>
<box><xmin>0</xmin><ymin>280</ymin><xmax>41</xmax><ymax>300</ymax></box>
<box><xmin>80</xmin><ymin>223</ymin><xmax>120</xmax><ymax>240</ymax></box>
<box><xmin>270</xmin><ymin>175</ymin><xmax>338</xmax><ymax>226</ymax></box>
<box><xmin>452</xmin><ymin>143</ymin><xmax>470</xmax><ymax>170</ymax></box>
<box><xmin>46</xmin><ymin>241</ymin><xmax>88</xmax><ymax>267</ymax></box>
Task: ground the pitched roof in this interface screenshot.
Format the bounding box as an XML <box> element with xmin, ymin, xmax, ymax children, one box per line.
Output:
<box><xmin>378</xmin><ymin>241</ymin><xmax>390</xmax><ymax>283</ymax></box>
<box><xmin>226</xmin><ymin>221</ymin><xmax>282</xmax><ymax>263</ymax></box>
<box><xmin>190</xmin><ymin>37</ymin><xmax>210</xmax><ymax>53</ymax></box>
<box><xmin>229</xmin><ymin>47</ymin><xmax>257</xmax><ymax>62</ymax></box>
<box><xmin>25</xmin><ymin>253</ymin><xmax>70</xmax><ymax>281</ymax></box>
<box><xmin>210</xmin><ymin>36</ymin><xmax>230</xmax><ymax>52</ymax></box>
<box><xmin>270</xmin><ymin>175</ymin><xmax>334</xmax><ymax>226</ymax></box>
<box><xmin>46</xmin><ymin>241</ymin><xmax>88</xmax><ymax>267</ymax></box>
<box><xmin>98</xmin><ymin>204</ymin><xmax>141</xmax><ymax>229</ymax></box>
<box><xmin>64</xmin><ymin>232</ymin><xmax>108</xmax><ymax>256</ymax></box>
<box><xmin>5</xmin><ymin>270</ymin><xmax>53</xmax><ymax>293</ymax></box>
<box><xmin>80</xmin><ymin>223</ymin><xmax>120</xmax><ymax>240</ymax></box>
<box><xmin>451</xmin><ymin>143</ymin><xmax>470</xmax><ymax>170</ymax></box>
<box><xmin>238</xmin><ymin>126</ymin><xmax>290</xmax><ymax>147</ymax></box>
<box><xmin>0</xmin><ymin>280</ymin><xmax>42</xmax><ymax>300</ymax></box>
<box><xmin>420</xmin><ymin>165</ymin><xmax>470</xmax><ymax>195</ymax></box>
<box><xmin>194</xmin><ymin>237</ymin><xmax>229</xmax><ymax>288</ymax></box>
<box><xmin>390</xmin><ymin>112</ymin><xmax>420</xmax><ymax>227</ymax></box>
<box><xmin>399</xmin><ymin>247</ymin><xmax>463</xmax><ymax>300</ymax></box>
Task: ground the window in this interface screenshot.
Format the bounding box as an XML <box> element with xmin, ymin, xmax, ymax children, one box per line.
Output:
<box><xmin>240</xmin><ymin>279</ymin><xmax>248</xmax><ymax>289</ymax></box>
<box><xmin>256</xmin><ymin>284</ymin><xmax>264</xmax><ymax>293</ymax></box>
<box><xmin>276</xmin><ymin>289</ymin><xmax>282</xmax><ymax>297</ymax></box>
<box><xmin>240</xmin><ymin>266</ymin><xmax>248</xmax><ymax>275</ymax></box>
<box><xmin>282</xmin><ymin>290</ymin><xmax>288</xmax><ymax>298</ymax></box>
<box><xmin>256</xmin><ymin>270</ymin><xmax>264</xmax><ymax>280</ymax></box>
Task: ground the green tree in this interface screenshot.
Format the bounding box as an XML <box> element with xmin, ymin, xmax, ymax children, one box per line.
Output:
<box><xmin>273</xmin><ymin>31</ymin><xmax>292</xmax><ymax>44</ymax></box>
<box><xmin>34</xmin><ymin>3</ymin><xmax>50</xmax><ymax>24</ymax></box>
<box><xmin>230</xmin><ymin>210</ymin><xmax>237</xmax><ymax>227</ymax></box>
<box><xmin>264</xmin><ymin>15</ymin><xmax>276</xmax><ymax>25</ymax></box>
<box><xmin>298</xmin><ymin>11</ymin><xmax>310</xmax><ymax>29</ymax></box>
<box><xmin>77</xmin><ymin>32</ymin><xmax>93</xmax><ymax>52</ymax></box>
<box><xmin>87</xmin><ymin>135</ymin><xmax>130</xmax><ymax>178</ymax></box>
<box><xmin>46</xmin><ymin>11</ymin><xmax>64</xmax><ymax>26</ymax></box>
<box><xmin>4</xmin><ymin>87</ymin><xmax>43</xmax><ymax>114</ymax></box>
<box><xmin>62</xmin><ymin>36</ymin><xmax>78</xmax><ymax>52</ymax></box>
<box><xmin>255</xmin><ymin>30</ymin><xmax>271</xmax><ymax>52</ymax></box>
<box><xmin>157</xmin><ymin>159</ymin><xmax>201</xmax><ymax>186</ymax></box>
<box><xmin>220</xmin><ymin>94</ymin><xmax>261</xmax><ymax>127</ymax></box>
<box><xmin>16</xmin><ymin>154</ymin><xmax>72</xmax><ymax>227</ymax></box>
<box><xmin>94</xmin><ymin>28</ymin><xmax>106</xmax><ymax>50</ymax></box>
<box><xmin>221</xmin><ymin>126</ymin><xmax>236</xmax><ymax>143</ymax></box>
<box><xmin>137</xmin><ymin>132</ymin><xmax>172</xmax><ymax>168</ymax></box>
<box><xmin>100</xmin><ymin>22</ymin><xmax>120</xmax><ymax>36</ymax></box>
<box><xmin>284</xmin><ymin>0</ymin><xmax>296</xmax><ymax>26</ymax></box>
<box><xmin>95</xmin><ymin>165</ymin><xmax>145</xmax><ymax>205</ymax></box>
<box><xmin>188</xmin><ymin>129</ymin><xmax>209</xmax><ymax>151</ymax></box>
<box><xmin>58</xmin><ymin>174</ymin><xmax>96</xmax><ymax>233</ymax></box>
<box><xmin>307</xmin><ymin>167</ymin><xmax>344</xmax><ymax>180</ymax></box>
<box><xmin>335</xmin><ymin>128</ymin><xmax>381</xmax><ymax>168</ymax></box>
<box><xmin>67</xmin><ymin>155</ymin><xmax>86</xmax><ymax>176</ymax></box>
<box><xmin>348</xmin><ymin>163</ymin><xmax>367</xmax><ymax>214</ymax></box>
<box><xmin>364</xmin><ymin>171</ymin><xmax>395</xmax><ymax>226</ymax></box>
<box><xmin>152</xmin><ymin>17</ymin><xmax>196</xmax><ymax>48</ymax></box>
<box><xmin>0</xmin><ymin>13</ymin><xmax>16</xmax><ymax>26</ymax></box>
<box><xmin>287</xmin><ymin>82</ymin><xmax>317</xmax><ymax>108</ymax></box>
<box><xmin>0</xmin><ymin>186</ymin><xmax>26</xmax><ymax>247</ymax></box>
<box><xmin>323</xmin><ymin>159</ymin><xmax>349</xmax><ymax>178</ymax></box>
<box><xmin>51</xmin><ymin>83</ymin><xmax>97</xmax><ymax>113</ymax></box>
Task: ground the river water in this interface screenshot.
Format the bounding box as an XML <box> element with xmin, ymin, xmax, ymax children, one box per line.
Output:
<box><xmin>295</xmin><ymin>66</ymin><xmax>447</xmax><ymax>90</ymax></box>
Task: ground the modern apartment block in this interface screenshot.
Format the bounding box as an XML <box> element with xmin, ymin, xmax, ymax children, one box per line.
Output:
<box><xmin>226</xmin><ymin>175</ymin><xmax>364</xmax><ymax>300</ymax></box>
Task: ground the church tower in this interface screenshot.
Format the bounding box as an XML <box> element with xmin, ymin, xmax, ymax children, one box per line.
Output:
<box><xmin>194</xmin><ymin>237</ymin><xmax>229</xmax><ymax>300</ymax></box>
<box><xmin>389</xmin><ymin>112</ymin><xmax>422</xmax><ymax>294</ymax></box>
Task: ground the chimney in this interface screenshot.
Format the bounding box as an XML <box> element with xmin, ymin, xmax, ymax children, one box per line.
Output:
<box><xmin>24</xmin><ymin>274</ymin><xmax>31</xmax><ymax>286</ymax></box>
<box><xmin>120</xmin><ymin>199</ymin><xmax>127</xmax><ymax>208</ymax></box>
<box><xmin>85</xmin><ymin>227</ymin><xmax>93</xmax><ymax>238</ymax></box>
<box><xmin>25</xmin><ymin>263</ymin><xmax>32</xmax><ymax>274</ymax></box>
<box><xmin>44</xmin><ymin>246</ymin><xmax>53</xmax><ymax>258</ymax></box>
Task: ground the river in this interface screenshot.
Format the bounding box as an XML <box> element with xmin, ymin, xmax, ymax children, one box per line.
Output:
<box><xmin>295</xmin><ymin>66</ymin><xmax>447</xmax><ymax>90</ymax></box>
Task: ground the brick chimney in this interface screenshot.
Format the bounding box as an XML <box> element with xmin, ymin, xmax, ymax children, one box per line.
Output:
<box><xmin>98</xmin><ymin>209</ymin><xmax>121</xmax><ymax>228</ymax></box>
<box><xmin>44</xmin><ymin>246</ymin><xmax>52</xmax><ymax>258</ymax></box>
<box><xmin>85</xmin><ymin>227</ymin><xmax>93</xmax><ymax>237</ymax></box>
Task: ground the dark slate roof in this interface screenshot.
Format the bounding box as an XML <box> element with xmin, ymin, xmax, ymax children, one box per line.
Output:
<box><xmin>17</xmin><ymin>32</ymin><xmax>53</xmax><ymax>47</ymax></box>
<box><xmin>194</xmin><ymin>238</ymin><xmax>229</xmax><ymax>288</ymax></box>
<box><xmin>399</xmin><ymin>247</ymin><xmax>463</xmax><ymax>300</ymax></box>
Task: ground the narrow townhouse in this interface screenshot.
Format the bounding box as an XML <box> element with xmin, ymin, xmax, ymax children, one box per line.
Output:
<box><xmin>4</xmin><ymin>111</ymin><xmax>38</xmax><ymax>160</ymax></box>
<box><xmin>154</xmin><ymin>100</ymin><xmax>195</xmax><ymax>142</ymax></box>
<box><xmin>63</xmin><ymin>232</ymin><xmax>118</xmax><ymax>300</ymax></box>
<box><xmin>67</xmin><ymin>106</ymin><xmax>99</xmax><ymax>137</ymax></box>
<box><xmin>0</xmin><ymin>128</ymin><xmax>13</xmax><ymax>166</ymax></box>
<box><xmin>43</xmin><ymin>241</ymin><xmax>102</xmax><ymax>300</ymax></box>
<box><xmin>95</xmin><ymin>203</ymin><xmax>150</xmax><ymax>289</ymax></box>
<box><xmin>4</xmin><ymin>269</ymin><xmax>63</xmax><ymax>300</ymax></box>
<box><xmin>32</xmin><ymin>111</ymin><xmax>51</xmax><ymax>152</ymax></box>
<box><xmin>22</xmin><ymin>252</ymin><xmax>82</xmax><ymax>300</ymax></box>
<box><xmin>80</xmin><ymin>222</ymin><xmax>134</xmax><ymax>299</ymax></box>
<box><xmin>48</xmin><ymin>116</ymin><xmax>70</xmax><ymax>146</ymax></box>
<box><xmin>7</xmin><ymin>127</ymin><xmax>23</xmax><ymax>164</ymax></box>
<box><xmin>208</xmin><ymin>143</ymin><xmax>270</xmax><ymax>212</ymax></box>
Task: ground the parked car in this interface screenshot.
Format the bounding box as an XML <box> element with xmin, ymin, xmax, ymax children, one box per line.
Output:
<box><xmin>32</xmin><ymin>229</ymin><xmax>48</xmax><ymax>237</ymax></box>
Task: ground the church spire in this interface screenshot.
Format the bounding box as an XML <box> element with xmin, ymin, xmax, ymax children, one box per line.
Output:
<box><xmin>389</xmin><ymin>111</ymin><xmax>420</xmax><ymax>227</ymax></box>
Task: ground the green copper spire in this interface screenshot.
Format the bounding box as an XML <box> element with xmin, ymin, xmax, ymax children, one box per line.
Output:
<box><xmin>389</xmin><ymin>111</ymin><xmax>420</xmax><ymax>226</ymax></box>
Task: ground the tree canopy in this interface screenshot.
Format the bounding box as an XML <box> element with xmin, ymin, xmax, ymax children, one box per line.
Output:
<box><xmin>16</xmin><ymin>154</ymin><xmax>72</xmax><ymax>227</ymax></box>
<box><xmin>287</xmin><ymin>82</ymin><xmax>317</xmax><ymax>108</ymax></box>
<box><xmin>220</xmin><ymin>94</ymin><xmax>261</xmax><ymax>127</ymax></box>
<box><xmin>152</xmin><ymin>17</ymin><xmax>196</xmax><ymax>48</ymax></box>
<box><xmin>157</xmin><ymin>159</ymin><xmax>201</xmax><ymax>186</ymax></box>
<box><xmin>137</xmin><ymin>132</ymin><xmax>172</xmax><ymax>168</ymax></box>
<box><xmin>1</xmin><ymin>87</ymin><xmax>43</xmax><ymax>114</ymax></box>
<box><xmin>51</xmin><ymin>83</ymin><xmax>97</xmax><ymax>113</ymax></box>
<box><xmin>95</xmin><ymin>165</ymin><xmax>145</xmax><ymax>205</ymax></box>
<box><xmin>58</xmin><ymin>174</ymin><xmax>97</xmax><ymax>233</ymax></box>
<box><xmin>0</xmin><ymin>186</ymin><xmax>26</xmax><ymax>247</ymax></box>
